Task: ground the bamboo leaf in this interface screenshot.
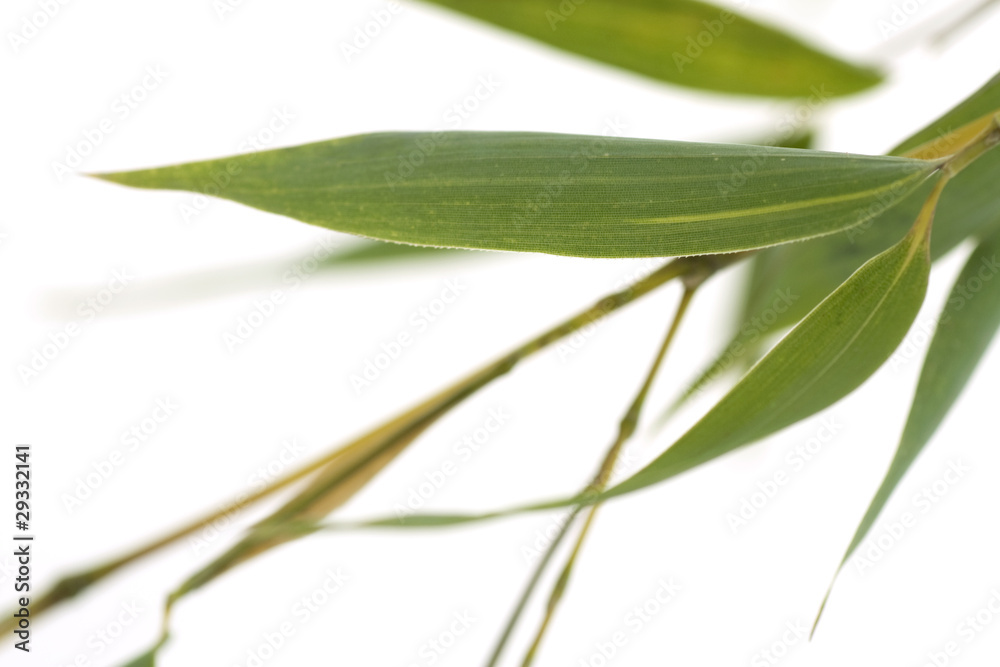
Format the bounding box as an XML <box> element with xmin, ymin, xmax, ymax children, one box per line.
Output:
<box><xmin>816</xmin><ymin>226</ymin><xmax>1000</xmax><ymax>628</ymax></box>
<box><xmin>93</xmin><ymin>133</ymin><xmax>936</xmax><ymax>259</ymax></box>
<box><xmin>420</xmin><ymin>0</ymin><xmax>882</xmax><ymax>98</ymax></box>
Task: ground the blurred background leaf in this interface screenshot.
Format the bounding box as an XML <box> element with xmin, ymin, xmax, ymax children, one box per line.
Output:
<box><xmin>419</xmin><ymin>0</ymin><xmax>882</xmax><ymax>98</ymax></box>
<box><xmin>44</xmin><ymin>240</ymin><xmax>464</xmax><ymax>318</ymax></box>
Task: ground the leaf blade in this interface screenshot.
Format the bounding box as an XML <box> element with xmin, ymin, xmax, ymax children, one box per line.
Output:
<box><xmin>94</xmin><ymin>132</ymin><xmax>935</xmax><ymax>259</ymax></box>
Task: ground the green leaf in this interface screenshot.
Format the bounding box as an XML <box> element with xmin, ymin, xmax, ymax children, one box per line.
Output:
<box><xmin>816</xmin><ymin>226</ymin><xmax>1000</xmax><ymax>627</ymax></box>
<box><xmin>93</xmin><ymin>132</ymin><xmax>936</xmax><ymax>259</ymax></box>
<box><xmin>420</xmin><ymin>0</ymin><xmax>882</xmax><ymax>98</ymax></box>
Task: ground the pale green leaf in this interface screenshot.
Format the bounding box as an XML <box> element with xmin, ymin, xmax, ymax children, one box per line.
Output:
<box><xmin>93</xmin><ymin>132</ymin><xmax>936</xmax><ymax>259</ymax></box>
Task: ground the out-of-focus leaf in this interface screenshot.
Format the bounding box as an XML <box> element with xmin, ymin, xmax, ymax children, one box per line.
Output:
<box><xmin>46</xmin><ymin>241</ymin><xmax>464</xmax><ymax>317</ymax></box>
<box><xmin>420</xmin><ymin>0</ymin><xmax>882</xmax><ymax>98</ymax></box>
<box><xmin>94</xmin><ymin>132</ymin><xmax>936</xmax><ymax>259</ymax></box>
<box><xmin>816</xmin><ymin>226</ymin><xmax>1000</xmax><ymax>628</ymax></box>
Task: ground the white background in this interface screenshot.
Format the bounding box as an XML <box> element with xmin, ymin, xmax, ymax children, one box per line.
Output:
<box><xmin>3</xmin><ymin>0</ymin><xmax>1000</xmax><ymax>665</ymax></box>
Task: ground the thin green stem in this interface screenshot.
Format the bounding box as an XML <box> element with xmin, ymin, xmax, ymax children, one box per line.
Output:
<box><xmin>4</xmin><ymin>255</ymin><xmax>725</xmax><ymax>638</ymax></box>
<box><xmin>517</xmin><ymin>287</ymin><xmax>697</xmax><ymax>666</ymax></box>
<box><xmin>483</xmin><ymin>282</ymin><xmax>699</xmax><ymax>667</ymax></box>
<box><xmin>940</xmin><ymin>111</ymin><xmax>1000</xmax><ymax>178</ymax></box>
<box><xmin>482</xmin><ymin>508</ymin><xmax>583</xmax><ymax>667</ymax></box>
<box><xmin>94</xmin><ymin>253</ymin><xmax>747</xmax><ymax>662</ymax></box>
